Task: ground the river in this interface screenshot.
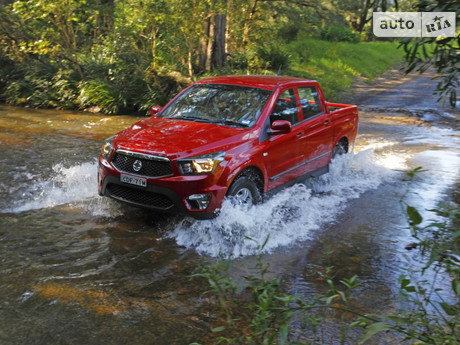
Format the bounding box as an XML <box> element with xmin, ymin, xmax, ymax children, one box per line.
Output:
<box><xmin>0</xmin><ymin>73</ymin><xmax>459</xmax><ymax>344</ymax></box>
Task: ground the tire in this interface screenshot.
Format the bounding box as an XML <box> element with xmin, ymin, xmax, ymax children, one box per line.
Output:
<box><xmin>332</xmin><ymin>141</ymin><xmax>347</xmax><ymax>158</ymax></box>
<box><xmin>227</xmin><ymin>175</ymin><xmax>262</xmax><ymax>206</ymax></box>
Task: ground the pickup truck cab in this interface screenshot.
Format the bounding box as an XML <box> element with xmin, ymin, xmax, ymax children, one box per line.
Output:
<box><xmin>98</xmin><ymin>75</ymin><xmax>358</xmax><ymax>218</ymax></box>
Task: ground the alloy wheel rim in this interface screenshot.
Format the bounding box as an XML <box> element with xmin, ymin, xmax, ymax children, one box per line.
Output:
<box><xmin>234</xmin><ymin>187</ymin><xmax>253</xmax><ymax>205</ymax></box>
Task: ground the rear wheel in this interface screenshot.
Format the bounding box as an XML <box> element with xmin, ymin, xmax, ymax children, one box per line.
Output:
<box><xmin>227</xmin><ymin>175</ymin><xmax>262</xmax><ymax>206</ymax></box>
<box><xmin>332</xmin><ymin>141</ymin><xmax>347</xmax><ymax>158</ymax></box>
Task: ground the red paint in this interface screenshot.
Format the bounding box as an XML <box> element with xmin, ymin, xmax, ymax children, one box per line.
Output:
<box><xmin>98</xmin><ymin>75</ymin><xmax>358</xmax><ymax>218</ymax></box>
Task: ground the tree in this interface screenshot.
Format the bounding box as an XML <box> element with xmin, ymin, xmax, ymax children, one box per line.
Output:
<box><xmin>332</xmin><ymin>0</ymin><xmax>396</xmax><ymax>35</ymax></box>
<box><xmin>400</xmin><ymin>0</ymin><xmax>459</xmax><ymax>107</ymax></box>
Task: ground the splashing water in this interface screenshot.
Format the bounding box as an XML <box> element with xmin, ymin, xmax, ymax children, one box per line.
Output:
<box><xmin>169</xmin><ymin>149</ymin><xmax>407</xmax><ymax>258</ymax></box>
<box><xmin>6</xmin><ymin>137</ymin><xmax>453</xmax><ymax>259</ymax></box>
<box><xmin>4</xmin><ymin>161</ymin><xmax>99</xmax><ymax>213</ymax></box>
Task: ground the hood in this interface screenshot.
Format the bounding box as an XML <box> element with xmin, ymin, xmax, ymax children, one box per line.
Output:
<box><xmin>114</xmin><ymin>117</ymin><xmax>247</xmax><ymax>159</ymax></box>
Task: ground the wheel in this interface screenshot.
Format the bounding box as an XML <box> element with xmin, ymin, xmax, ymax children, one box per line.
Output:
<box><xmin>227</xmin><ymin>175</ymin><xmax>262</xmax><ymax>206</ymax></box>
<box><xmin>332</xmin><ymin>141</ymin><xmax>347</xmax><ymax>158</ymax></box>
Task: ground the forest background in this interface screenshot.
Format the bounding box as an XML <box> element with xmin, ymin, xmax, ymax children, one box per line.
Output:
<box><xmin>0</xmin><ymin>0</ymin><xmax>457</xmax><ymax>114</ymax></box>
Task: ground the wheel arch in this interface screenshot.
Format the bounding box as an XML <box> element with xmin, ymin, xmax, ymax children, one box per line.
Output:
<box><xmin>334</xmin><ymin>136</ymin><xmax>349</xmax><ymax>153</ymax></box>
<box><xmin>227</xmin><ymin>165</ymin><xmax>264</xmax><ymax>196</ymax></box>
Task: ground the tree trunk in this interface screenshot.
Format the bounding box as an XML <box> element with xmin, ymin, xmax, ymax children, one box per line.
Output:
<box><xmin>187</xmin><ymin>47</ymin><xmax>193</xmax><ymax>80</ymax></box>
<box><xmin>212</xmin><ymin>12</ymin><xmax>226</xmax><ymax>69</ymax></box>
<box><xmin>199</xmin><ymin>17</ymin><xmax>214</xmax><ymax>72</ymax></box>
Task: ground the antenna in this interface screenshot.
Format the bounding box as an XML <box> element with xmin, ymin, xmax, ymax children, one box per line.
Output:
<box><xmin>276</xmin><ymin>65</ymin><xmax>283</xmax><ymax>76</ymax></box>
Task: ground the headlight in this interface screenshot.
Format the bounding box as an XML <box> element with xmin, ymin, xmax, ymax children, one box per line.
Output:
<box><xmin>178</xmin><ymin>151</ymin><xmax>226</xmax><ymax>175</ymax></box>
<box><xmin>101</xmin><ymin>135</ymin><xmax>115</xmax><ymax>160</ymax></box>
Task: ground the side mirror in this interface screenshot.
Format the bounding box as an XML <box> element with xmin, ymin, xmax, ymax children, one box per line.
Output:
<box><xmin>150</xmin><ymin>106</ymin><xmax>162</xmax><ymax>117</ymax></box>
<box><xmin>269</xmin><ymin>120</ymin><xmax>292</xmax><ymax>135</ymax></box>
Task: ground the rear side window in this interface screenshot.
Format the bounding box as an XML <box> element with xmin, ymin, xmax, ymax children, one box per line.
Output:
<box><xmin>298</xmin><ymin>87</ymin><xmax>322</xmax><ymax>120</ymax></box>
<box><xmin>270</xmin><ymin>89</ymin><xmax>299</xmax><ymax>125</ymax></box>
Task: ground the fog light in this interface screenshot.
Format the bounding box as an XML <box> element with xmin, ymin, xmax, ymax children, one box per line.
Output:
<box><xmin>186</xmin><ymin>193</ymin><xmax>211</xmax><ymax>210</ymax></box>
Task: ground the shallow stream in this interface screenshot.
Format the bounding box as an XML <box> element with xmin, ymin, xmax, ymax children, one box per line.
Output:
<box><xmin>0</xmin><ymin>95</ymin><xmax>458</xmax><ymax>344</ymax></box>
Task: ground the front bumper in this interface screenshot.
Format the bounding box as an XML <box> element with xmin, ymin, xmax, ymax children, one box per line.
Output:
<box><xmin>98</xmin><ymin>156</ymin><xmax>227</xmax><ymax>219</ymax></box>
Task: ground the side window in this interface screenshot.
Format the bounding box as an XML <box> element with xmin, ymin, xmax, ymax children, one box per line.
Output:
<box><xmin>298</xmin><ymin>87</ymin><xmax>322</xmax><ymax>120</ymax></box>
<box><xmin>270</xmin><ymin>89</ymin><xmax>299</xmax><ymax>125</ymax></box>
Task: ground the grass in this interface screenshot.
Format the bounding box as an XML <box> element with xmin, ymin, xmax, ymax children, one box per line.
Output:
<box><xmin>285</xmin><ymin>39</ymin><xmax>405</xmax><ymax>99</ymax></box>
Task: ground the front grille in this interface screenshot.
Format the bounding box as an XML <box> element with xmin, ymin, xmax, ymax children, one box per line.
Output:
<box><xmin>111</xmin><ymin>152</ymin><xmax>173</xmax><ymax>178</ymax></box>
<box><xmin>107</xmin><ymin>184</ymin><xmax>174</xmax><ymax>209</ymax></box>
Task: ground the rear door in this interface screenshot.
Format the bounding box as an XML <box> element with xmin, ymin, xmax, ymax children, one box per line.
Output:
<box><xmin>296</xmin><ymin>86</ymin><xmax>334</xmax><ymax>173</ymax></box>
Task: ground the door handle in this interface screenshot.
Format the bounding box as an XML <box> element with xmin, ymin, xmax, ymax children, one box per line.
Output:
<box><xmin>324</xmin><ymin>119</ymin><xmax>330</xmax><ymax>126</ymax></box>
<box><xmin>296</xmin><ymin>131</ymin><xmax>304</xmax><ymax>137</ymax></box>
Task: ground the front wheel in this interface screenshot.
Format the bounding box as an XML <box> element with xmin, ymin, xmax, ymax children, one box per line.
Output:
<box><xmin>227</xmin><ymin>175</ymin><xmax>262</xmax><ymax>206</ymax></box>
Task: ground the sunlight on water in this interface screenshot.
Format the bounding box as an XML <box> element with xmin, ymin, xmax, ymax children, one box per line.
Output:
<box><xmin>406</xmin><ymin>150</ymin><xmax>460</xmax><ymax>217</ymax></box>
<box><xmin>169</xmin><ymin>148</ymin><xmax>406</xmax><ymax>258</ymax></box>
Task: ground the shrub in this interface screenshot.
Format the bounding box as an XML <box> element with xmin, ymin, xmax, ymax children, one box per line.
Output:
<box><xmin>256</xmin><ymin>44</ymin><xmax>290</xmax><ymax>72</ymax></box>
<box><xmin>319</xmin><ymin>26</ymin><xmax>360</xmax><ymax>43</ymax></box>
<box><xmin>77</xmin><ymin>79</ymin><xmax>127</xmax><ymax>114</ymax></box>
<box><xmin>277</xmin><ymin>24</ymin><xmax>300</xmax><ymax>43</ymax></box>
<box><xmin>52</xmin><ymin>72</ymin><xmax>79</xmax><ymax>109</ymax></box>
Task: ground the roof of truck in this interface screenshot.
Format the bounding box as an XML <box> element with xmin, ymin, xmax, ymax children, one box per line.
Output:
<box><xmin>195</xmin><ymin>75</ymin><xmax>316</xmax><ymax>90</ymax></box>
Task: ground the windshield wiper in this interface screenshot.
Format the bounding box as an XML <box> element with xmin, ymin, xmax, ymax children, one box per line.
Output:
<box><xmin>172</xmin><ymin>116</ymin><xmax>248</xmax><ymax>128</ymax></box>
<box><xmin>172</xmin><ymin>116</ymin><xmax>213</xmax><ymax>123</ymax></box>
<box><xmin>212</xmin><ymin>120</ymin><xmax>249</xmax><ymax>128</ymax></box>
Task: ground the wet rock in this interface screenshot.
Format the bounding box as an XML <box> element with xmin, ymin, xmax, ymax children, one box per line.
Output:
<box><xmin>405</xmin><ymin>242</ymin><xmax>418</xmax><ymax>250</ymax></box>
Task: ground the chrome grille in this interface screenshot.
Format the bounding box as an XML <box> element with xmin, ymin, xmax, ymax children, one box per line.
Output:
<box><xmin>111</xmin><ymin>151</ymin><xmax>173</xmax><ymax>178</ymax></box>
<box><xmin>107</xmin><ymin>184</ymin><xmax>174</xmax><ymax>209</ymax></box>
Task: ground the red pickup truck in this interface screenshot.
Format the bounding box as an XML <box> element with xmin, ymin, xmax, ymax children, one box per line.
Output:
<box><xmin>98</xmin><ymin>75</ymin><xmax>358</xmax><ymax>218</ymax></box>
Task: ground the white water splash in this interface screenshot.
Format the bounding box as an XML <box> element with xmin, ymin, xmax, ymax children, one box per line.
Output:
<box><xmin>169</xmin><ymin>148</ymin><xmax>407</xmax><ymax>258</ymax></box>
<box><xmin>5</xmin><ymin>161</ymin><xmax>99</xmax><ymax>213</ymax></box>
<box><xmin>3</xmin><ymin>161</ymin><xmax>136</xmax><ymax>217</ymax></box>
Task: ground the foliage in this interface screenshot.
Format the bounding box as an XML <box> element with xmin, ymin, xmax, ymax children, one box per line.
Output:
<box><xmin>331</xmin><ymin>0</ymin><xmax>397</xmax><ymax>34</ymax></box>
<box><xmin>194</xmin><ymin>239</ymin><xmax>363</xmax><ymax>344</ymax></box>
<box><xmin>0</xmin><ymin>0</ymin><xmax>405</xmax><ymax>113</ymax></box>
<box><xmin>194</xmin><ymin>239</ymin><xmax>297</xmax><ymax>345</ymax></box>
<box><xmin>318</xmin><ymin>26</ymin><xmax>360</xmax><ymax>43</ymax></box>
<box><xmin>256</xmin><ymin>45</ymin><xmax>290</xmax><ymax>72</ymax></box>
<box><xmin>400</xmin><ymin>0</ymin><xmax>460</xmax><ymax>107</ymax></box>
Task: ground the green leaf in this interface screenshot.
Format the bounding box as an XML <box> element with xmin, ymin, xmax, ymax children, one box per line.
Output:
<box><xmin>212</xmin><ymin>326</ymin><xmax>226</xmax><ymax>333</ymax></box>
<box><xmin>279</xmin><ymin>325</ymin><xmax>288</xmax><ymax>344</ymax></box>
<box><xmin>407</xmin><ymin>206</ymin><xmax>423</xmax><ymax>226</ymax></box>
<box><xmin>379</xmin><ymin>315</ymin><xmax>411</xmax><ymax>324</ymax></box>
<box><xmin>338</xmin><ymin>290</ymin><xmax>347</xmax><ymax>302</ymax></box>
<box><xmin>400</xmin><ymin>276</ymin><xmax>416</xmax><ymax>293</ymax></box>
<box><xmin>440</xmin><ymin>302</ymin><xmax>458</xmax><ymax>316</ymax></box>
<box><xmin>359</xmin><ymin>322</ymin><xmax>392</xmax><ymax>344</ymax></box>
<box><xmin>350</xmin><ymin>320</ymin><xmax>368</xmax><ymax>328</ymax></box>
<box><xmin>326</xmin><ymin>295</ymin><xmax>337</xmax><ymax>305</ymax></box>
<box><xmin>452</xmin><ymin>279</ymin><xmax>460</xmax><ymax>297</ymax></box>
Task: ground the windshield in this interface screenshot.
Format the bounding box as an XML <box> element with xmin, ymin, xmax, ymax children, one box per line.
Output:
<box><xmin>158</xmin><ymin>84</ymin><xmax>272</xmax><ymax>127</ymax></box>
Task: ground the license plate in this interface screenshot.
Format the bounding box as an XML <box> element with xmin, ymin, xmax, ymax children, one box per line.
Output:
<box><xmin>120</xmin><ymin>174</ymin><xmax>147</xmax><ymax>187</ymax></box>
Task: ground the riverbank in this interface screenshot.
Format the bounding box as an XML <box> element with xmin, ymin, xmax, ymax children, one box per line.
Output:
<box><xmin>0</xmin><ymin>39</ymin><xmax>405</xmax><ymax>115</ymax></box>
<box><xmin>341</xmin><ymin>65</ymin><xmax>460</xmax><ymax>130</ymax></box>
<box><xmin>285</xmin><ymin>39</ymin><xmax>405</xmax><ymax>100</ymax></box>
